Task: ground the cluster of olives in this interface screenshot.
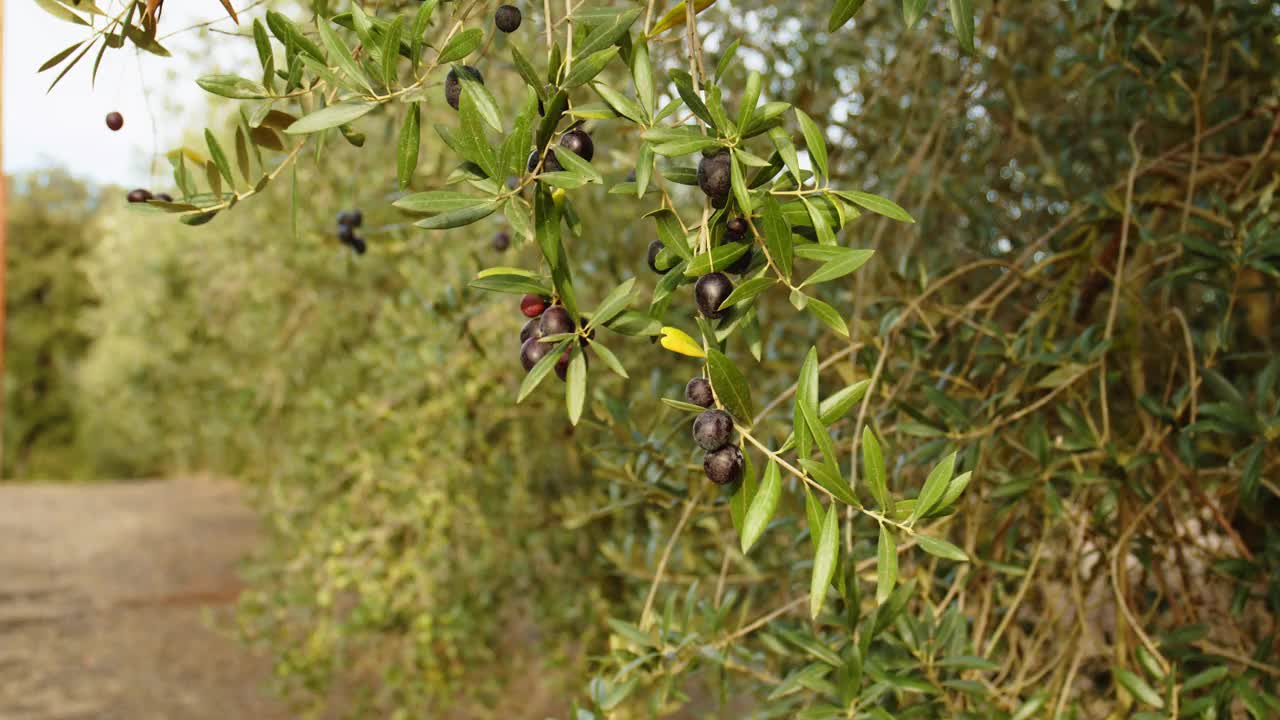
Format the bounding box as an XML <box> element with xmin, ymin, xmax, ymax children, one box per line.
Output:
<box><xmin>518</xmin><ymin>294</ymin><xmax>590</xmax><ymax>380</ymax></box>
<box><xmin>527</xmin><ymin>127</ymin><xmax>595</xmax><ymax>174</ymax></box>
<box><xmin>646</xmin><ymin>158</ymin><xmax>752</xmax><ymax>320</ymax></box>
<box><xmin>127</xmin><ymin>189</ymin><xmax>172</xmax><ymax>203</ymax></box>
<box><xmin>455</xmin><ymin>5</ymin><xmax>742</xmax><ymax>478</ymax></box>
<box><xmin>684</xmin><ymin>378</ymin><xmax>745</xmax><ymax>485</ymax></box>
<box><xmin>336</xmin><ymin>209</ymin><xmax>366</xmax><ymax>254</ymax></box>
<box><xmin>443</xmin><ymin>6</ymin><xmax>595</xmax><ymax>175</ymax></box>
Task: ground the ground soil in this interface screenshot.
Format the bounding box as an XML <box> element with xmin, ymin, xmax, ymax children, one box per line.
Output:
<box><xmin>0</xmin><ymin>477</ymin><xmax>287</xmax><ymax>720</ymax></box>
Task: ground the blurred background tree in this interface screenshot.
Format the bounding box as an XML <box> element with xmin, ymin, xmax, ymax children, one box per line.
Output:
<box><xmin>3</xmin><ymin>170</ymin><xmax>105</xmax><ymax>479</ymax></box>
<box><xmin>6</xmin><ymin>0</ymin><xmax>1280</xmax><ymax>717</ymax></box>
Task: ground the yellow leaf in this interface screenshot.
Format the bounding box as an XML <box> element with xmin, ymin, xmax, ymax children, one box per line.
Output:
<box><xmin>659</xmin><ymin>326</ymin><xmax>705</xmax><ymax>358</ymax></box>
<box><xmin>648</xmin><ymin>0</ymin><xmax>718</xmax><ymax>37</ymax></box>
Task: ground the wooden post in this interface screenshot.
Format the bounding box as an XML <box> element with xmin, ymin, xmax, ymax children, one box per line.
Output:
<box><xmin>0</xmin><ymin>0</ymin><xmax>8</xmax><ymax>477</ymax></box>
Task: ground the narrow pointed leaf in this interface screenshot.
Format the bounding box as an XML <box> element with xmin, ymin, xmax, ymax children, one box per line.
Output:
<box><xmin>819</xmin><ymin>380</ymin><xmax>871</xmax><ymax>425</ymax></box>
<box><xmin>397</xmin><ymin>104</ymin><xmax>421</xmax><ymax>189</ymax></box>
<box><xmin>737</xmin><ymin>70</ymin><xmax>761</xmax><ymax>130</ymax></box>
<box><xmin>903</xmin><ymin>0</ymin><xmax>928</xmax><ymax>28</ymax></box>
<box><xmin>834</xmin><ymin>190</ymin><xmax>914</xmax><ymax>223</ymax></box>
<box><xmin>649</xmin><ymin>209</ymin><xmax>693</xmax><ymax>261</ymax></box>
<box><xmin>394</xmin><ymin>190</ymin><xmax>488</xmax><ymax>213</ymax></box>
<box><xmin>804</xmin><ymin>297</ymin><xmax>850</xmax><ymax>337</ymax></box>
<box><xmin>588</xmin><ymin>340</ymin><xmax>629</xmax><ymax>379</ymax></box>
<box><xmin>863</xmin><ymin>427</ymin><xmax>889</xmax><ymax>510</ymax></box>
<box><xmin>669</xmin><ymin>69</ymin><xmax>716</xmax><ymax>129</ymax></box>
<box><xmin>316</xmin><ymin>18</ymin><xmax>373</xmax><ymax>93</ymax></box>
<box><xmin>205</xmin><ymin>131</ymin><xmax>235</xmax><ymax>187</ymax></box>
<box><xmin>555</xmin><ymin>145</ymin><xmax>603</xmax><ymax>183</ymax></box>
<box><xmin>411</xmin><ymin>0</ymin><xmax>439</xmax><ymax>67</ymax></box>
<box><xmin>917</xmin><ymin>535</ymin><xmax>969</xmax><ymax>562</ymax></box>
<box><xmin>590</xmin><ymin>278</ymin><xmax>637</xmax><ymax>328</ymax></box>
<box><xmin>829</xmin><ymin>0</ymin><xmax>867</xmax><ymax>31</ymax></box>
<box><xmin>948</xmin><ymin>0</ymin><xmax>976</xmax><ymax>53</ymax></box>
<box><xmin>564</xmin><ymin>47</ymin><xmax>620</xmax><ymax>88</ymax></box>
<box><xmin>910</xmin><ymin>452</ymin><xmax>957</xmax><ymax>523</ymax></box>
<box><xmin>706</xmin><ymin>348</ymin><xmax>754</xmax><ymax>424</ymax></box>
<box><xmin>876</xmin><ymin>524</ymin><xmax>897</xmax><ymax>604</ymax></box>
<box><xmin>234</xmin><ymin>126</ymin><xmax>252</xmax><ymax>184</ymax></box>
<box><xmin>567</xmin><ymin>348</ymin><xmax>587</xmax><ymax>425</ymax></box>
<box><xmin>381</xmin><ymin>17</ymin><xmax>402</xmax><ymax>87</ymax></box>
<box><xmin>803</xmin><ymin>249</ymin><xmax>875</xmax><ymax>287</ymax></box>
<box><xmin>768</xmin><ymin>127</ymin><xmax>803</xmax><ymax>185</ymax></box>
<box><xmin>285</xmin><ymin>102</ymin><xmax>377</xmax><ymax>134</ymax></box>
<box><xmin>437</xmin><ymin>28</ymin><xmax>483</xmax><ymax>63</ymax></box>
<box><xmin>684</xmin><ymin>243</ymin><xmax>750</xmax><ymax>277</ymax></box>
<box><xmin>38</xmin><ymin>41</ymin><xmax>83</xmax><ymax>72</ymax></box>
<box><xmin>795</xmin><ymin>108</ymin><xmax>827</xmax><ymax>183</ymax></box>
<box><xmin>760</xmin><ymin>195</ymin><xmax>793</xmax><ymax>279</ymax></box>
<box><xmin>719</xmin><ymin>276</ymin><xmax>776</xmax><ymax>308</ymax></box>
<box><xmin>804</xmin><ymin>487</ymin><xmax>823</xmax><ymax>553</ymax></box>
<box><xmin>810</xmin><ymin>503</ymin><xmax>840</xmax><ymax>619</ymax></box>
<box><xmin>731</xmin><ymin>151</ymin><xmax>752</xmax><ymax>217</ymax></box>
<box><xmin>935</xmin><ymin>471</ymin><xmax>972</xmax><ymax>513</ymax></box>
<box><xmin>631</xmin><ymin>39</ymin><xmax>655</xmax><ymax>118</ymax></box>
<box><xmin>511</xmin><ymin>45</ymin><xmax>543</xmax><ymax>95</ymax></box>
<box><xmin>1114</xmin><ymin>668</ymin><xmax>1165</xmax><ymax>709</ymax></box>
<box><xmin>576</xmin><ymin>6</ymin><xmax>643</xmax><ymax>58</ymax></box>
<box><xmin>742</xmin><ymin>461</ymin><xmax>781</xmax><ymax>553</ymax></box>
<box><xmin>593</xmin><ymin>82</ymin><xmax>645</xmax><ymax>124</ymax></box>
<box><xmin>414</xmin><ymin>202</ymin><xmax>498</xmax><ymax>229</ymax></box>
<box><xmin>459</xmin><ymin>71</ymin><xmax>503</xmax><ymax>132</ymax></box>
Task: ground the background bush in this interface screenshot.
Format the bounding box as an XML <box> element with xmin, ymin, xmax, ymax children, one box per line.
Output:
<box><xmin>8</xmin><ymin>0</ymin><xmax>1280</xmax><ymax>717</ymax></box>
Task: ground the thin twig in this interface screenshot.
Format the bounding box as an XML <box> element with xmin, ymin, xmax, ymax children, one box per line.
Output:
<box><xmin>639</xmin><ymin>484</ymin><xmax>703</xmax><ymax>629</ymax></box>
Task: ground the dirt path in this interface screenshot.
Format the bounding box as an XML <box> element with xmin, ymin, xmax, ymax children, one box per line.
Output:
<box><xmin>0</xmin><ymin>477</ymin><xmax>287</xmax><ymax>720</ymax></box>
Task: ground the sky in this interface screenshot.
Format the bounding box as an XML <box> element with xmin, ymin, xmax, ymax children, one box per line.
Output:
<box><xmin>3</xmin><ymin>0</ymin><xmax>253</xmax><ymax>188</ymax></box>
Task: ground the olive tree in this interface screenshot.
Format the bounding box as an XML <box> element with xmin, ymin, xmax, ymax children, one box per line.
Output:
<box><xmin>40</xmin><ymin>0</ymin><xmax>1280</xmax><ymax>717</ymax></box>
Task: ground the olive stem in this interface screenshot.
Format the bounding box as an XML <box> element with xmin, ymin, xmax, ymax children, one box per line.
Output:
<box><xmin>738</xmin><ymin>428</ymin><xmax>915</xmax><ymax>534</ymax></box>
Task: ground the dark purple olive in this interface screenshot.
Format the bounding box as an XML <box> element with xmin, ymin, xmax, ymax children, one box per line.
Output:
<box><xmin>521</xmin><ymin>337</ymin><xmax>552</xmax><ymax>371</ymax></box>
<box><xmin>647</xmin><ymin>240</ymin><xmax>673</xmax><ymax>274</ymax></box>
<box><xmin>539</xmin><ymin>305</ymin><xmax>575</xmax><ymax>336</ymax></box>
<box><xmin>693</xmin><ymin>409</ymin><xmax>734</xmax><ymax>451</ymax></box>
<box><xmin>520</xmin><ymin>317</ymin><xmax>543</xmax><ymax>345</ymax></box>
<box><xmin>685</xmin><ymin>378</ymin><xmax>714</xmax><ymax>407</ymax></box>
<box><xmin>554</xmin><ymin>346</ymin><xmax>588</xmax><ymax>381</ymax></box>
<box><xmin>704</xmin><ymin>445</ymin><xmax>745</xmax><ymax>485</ymax></box>
<box><xmin>726</xmin><ymin>217</ymin><xmax>748</xmax><ymax>239</ymax></box>
<box><xmin>527</xmin><ymin>149</ymin><xmax>563</xmax><ymax>174</ymax></box>
<box><xmin>697</xmin><ymin>151</ymin><xmax>731</xmax><ymax>202</ymax></box>
<box><xmin>559</xmin><ymin>129</ymin><xmax>594</xmax><ymax>162</ymax></box>
<box><xmin>445</xmin><ymin>65</ymin><xmax>484</xmax><ymax>111</ymax></box>
<box><xmin>105</xmin><ymin>112</ymin><xmax>124</xmax><ymax>131</ymax></box>
<box><xmin>494</xmin><ymin>4</ymin><xmax>522</xmax><ymax>33</ymax></box>
<box><xmin>695</xmin><ymin>272</ymin><xmax>733</xmax><ymax>319</ymax></box>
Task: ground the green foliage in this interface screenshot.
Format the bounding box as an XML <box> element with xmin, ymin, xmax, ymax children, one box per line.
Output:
<box><xmin>21</xmin><ymin>0</ymin><xmax>1280</xmax><ymax>717</ymax></box>
<box><xmin>3</xmin><ymin>171</ymin><xmax>104</xmax><ymax>479</ymax></box>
